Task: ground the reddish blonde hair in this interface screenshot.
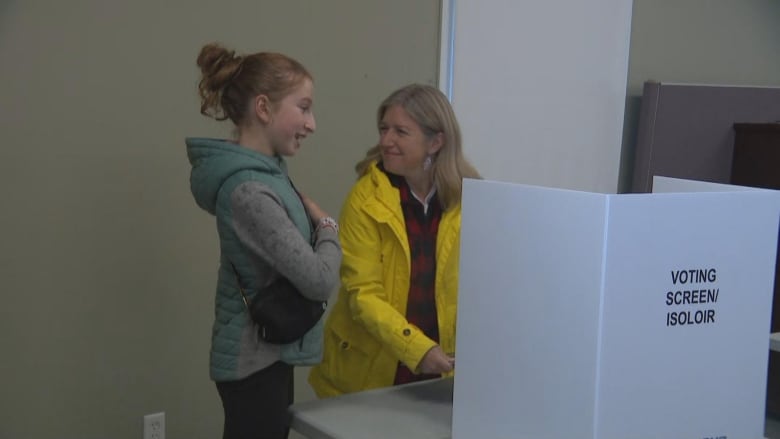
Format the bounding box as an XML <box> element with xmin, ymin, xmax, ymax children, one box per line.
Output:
<box><xmin>196</xmin><ymin>43</ymin><xmax>311</xmax><ymax>125</ymax></box>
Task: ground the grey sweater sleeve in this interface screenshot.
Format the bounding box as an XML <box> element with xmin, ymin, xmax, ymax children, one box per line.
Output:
<box><xmin>230</xmin><ymin>181</ymin><xmax>342</xmax><ymax>302</ymax></box>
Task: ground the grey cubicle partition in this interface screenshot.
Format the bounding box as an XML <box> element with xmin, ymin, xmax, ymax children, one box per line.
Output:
<box><xmin>631</xmin><ymin>82</ymin><xmax>780</xmax><ymax>193</ymax></box>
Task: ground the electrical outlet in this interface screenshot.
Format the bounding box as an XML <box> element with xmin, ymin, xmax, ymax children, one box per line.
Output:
<box><xmin>143</xmin><ymin>412</ymin><xmax>165</xmax><ymax>439</ymax></box>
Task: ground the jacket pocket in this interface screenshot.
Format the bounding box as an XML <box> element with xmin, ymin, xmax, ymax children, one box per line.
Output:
<box><xmin>320</xmin><ymin>322</ymin><xmax>379</xmax><ymax>394</ymax></box>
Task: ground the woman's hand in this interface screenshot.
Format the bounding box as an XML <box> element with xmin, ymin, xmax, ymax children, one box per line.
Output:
<box><xmin>417</xmin><ymin>345</ymin><xmax>455</xmax><ymax>375</ymax></box>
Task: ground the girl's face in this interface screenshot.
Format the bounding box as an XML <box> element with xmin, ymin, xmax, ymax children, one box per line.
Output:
<box><xmin>378</xmin><ymin>105</ymin><xmax>441</xmax><ymax>178</ymax></box>
<box><xmin>267</xmin><ymin>78</ymin><xmax>316</xmax><ymax>157</ymax></box>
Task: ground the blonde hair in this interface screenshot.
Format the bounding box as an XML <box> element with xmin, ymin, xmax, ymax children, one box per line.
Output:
<box><xmin>196</xmin><ymin>43</ymin><xmax>312</xmax><ymax>126</ymax></box>
<box><xmin>355</xmin><ymin>84</ymin><xmax>480</xmax><ymax>209</ymax></box>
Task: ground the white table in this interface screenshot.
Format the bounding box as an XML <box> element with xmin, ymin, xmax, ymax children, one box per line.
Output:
<box><xmin>290</xmin><ymin>372</ymin><xmax>776</xmax><ymax>439</ymax></box>
<box><xmin>289</xmin><ymin>378</ymin><xmax>453</xmax><ymax>439</ymax></box>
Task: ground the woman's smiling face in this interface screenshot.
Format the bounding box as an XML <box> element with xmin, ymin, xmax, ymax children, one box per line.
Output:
<box><xmin>378</xmin><ymin>105</ymin><xmax>437</xmax><ymax>178</ymax></box>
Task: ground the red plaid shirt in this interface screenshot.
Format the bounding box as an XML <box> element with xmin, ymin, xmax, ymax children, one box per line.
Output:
<box><xmin>383</xmin><ymin>167</ymin><xmax>442</xmax><ymax>385</ymax></box>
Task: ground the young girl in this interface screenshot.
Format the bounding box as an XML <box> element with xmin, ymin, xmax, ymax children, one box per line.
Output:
<box><xmin>186</xmin><ymin>43</ymin><xmax>341</xmax><ymax>439</ymax></box>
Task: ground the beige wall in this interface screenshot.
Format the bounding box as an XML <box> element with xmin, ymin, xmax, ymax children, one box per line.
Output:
<box><xmin>627</xmin><ymin>0</ymin><xmax>780</xmax><ymax>96</ymax></box>
<box><xmin>0</xmin><ymin>1</ymin><xmax>440</xmax><ymax>438</ymax></box>
<box><xmin>620</xmin><ymin>0</ymin><xmax>780</xmax><ymax>191</ymax></box>
<box><xmin>1</xmin><ymin>0</ymin><xmax>779</xmax><ymax>438</ymax></box>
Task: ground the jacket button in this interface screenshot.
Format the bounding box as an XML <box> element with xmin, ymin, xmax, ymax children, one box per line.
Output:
<box><xmin>402</xmin><ymin>328</ymin><xmax>411</xmax><ymax>336</ymax></box>
<box><xmin>340</xmin><ymin>341</ymin><xmax>349</xmax><ymax>349</ymax></box>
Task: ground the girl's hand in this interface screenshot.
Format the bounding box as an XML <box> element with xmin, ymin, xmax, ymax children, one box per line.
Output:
<box><xmin>298</xmin><ymin>192</ymin><xmax>329</xmax><ymax>224</ymax></box>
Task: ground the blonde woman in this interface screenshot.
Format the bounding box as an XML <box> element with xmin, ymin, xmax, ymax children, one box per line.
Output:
<box><xmin>309</xmin><ymin>84</ymin><xmax>480</xmax><ymax>397</ymax></box>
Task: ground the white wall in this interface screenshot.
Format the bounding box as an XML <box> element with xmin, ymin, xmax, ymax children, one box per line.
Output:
<box><xmin>443</xmin><ymin>0</ymin><xmax>633</xmax><ymax>193</ymax></box>
<box><xmin>443</xmin><ymin>0</ymin><xmax>780</xmax><ymax>194</ymax></box>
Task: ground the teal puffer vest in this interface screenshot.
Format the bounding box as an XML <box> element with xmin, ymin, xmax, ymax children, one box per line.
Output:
<box><xmin>217</xmin><ymin>169</ymin><xmax>325</xmax><ymax>368</ymax></box>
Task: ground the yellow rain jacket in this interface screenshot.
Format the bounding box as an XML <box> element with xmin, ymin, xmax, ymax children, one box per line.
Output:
<box><xmin>309</xmin><ymin>162</ymin><xmax>460</xmax><ymax>397</ymax></box>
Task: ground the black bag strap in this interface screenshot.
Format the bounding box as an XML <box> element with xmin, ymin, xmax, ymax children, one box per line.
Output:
<box><xmin>230</xmin><ymin>263</ymin><xmax>252</xmax><ymax>313</ymax></box>
<box><xmin>288</xmin><ymin>177</ymin><xmax>315</xmax><ymax>245</ymax></box>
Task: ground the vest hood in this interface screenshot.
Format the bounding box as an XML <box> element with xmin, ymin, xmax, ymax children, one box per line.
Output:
<box><xmin>185</xmin><ymin>137</ymin><xmax>286</xmax><ymax>214</ymax></box>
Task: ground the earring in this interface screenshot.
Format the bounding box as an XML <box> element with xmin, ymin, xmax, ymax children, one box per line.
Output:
<box><xmin>423</xmin><ymin>155</ymin><xmax>433</xmax><ymax>171</ymax></box>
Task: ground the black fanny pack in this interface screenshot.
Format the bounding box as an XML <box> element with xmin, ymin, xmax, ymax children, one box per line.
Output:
<box><xmin>232</xmin><ymin>264</ymin><xmax>326</xmax><ymax>344</ymax></box>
